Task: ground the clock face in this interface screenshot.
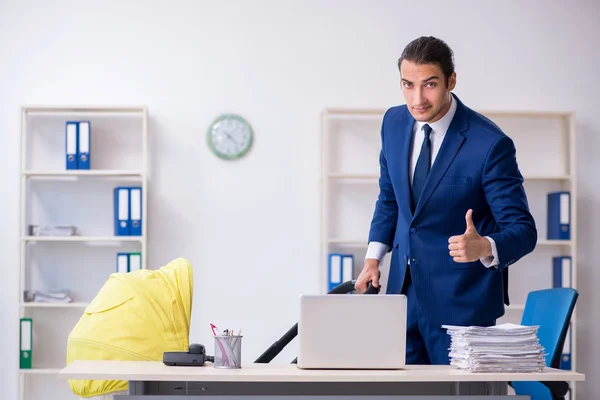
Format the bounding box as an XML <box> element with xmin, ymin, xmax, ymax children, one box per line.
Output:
<box><xmin>207</xmin><ymin>114</ymin><xmax>253</xmax><ymax>160</ymax></box>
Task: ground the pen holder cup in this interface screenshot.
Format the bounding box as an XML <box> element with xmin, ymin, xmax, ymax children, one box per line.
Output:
<box><xmin>214</xmin><ymin>335</ymin><xmax>242</xmax><ymax>369</ymax></box>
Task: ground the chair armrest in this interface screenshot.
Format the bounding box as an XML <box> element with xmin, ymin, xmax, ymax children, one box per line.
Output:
<box><xmin>541</xmin><ymin>381</ymin><xmax>569</xmax><ymax>400</ymax></box>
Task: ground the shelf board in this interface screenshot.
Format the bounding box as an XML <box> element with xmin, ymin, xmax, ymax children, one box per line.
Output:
<box><xmin>524</xmin><ymin>175</ymin><xmax>572</xmax><ymax>181</ymax></box>
<box><xmin>323</xmin><ymin>108</ymin><xmax>386</xmax><ymax>117</ymax></box>
<box><xmin>21</xmin><ymin>302</ymin><xmax>88</xmax><ymax>308</ymax></box>
<box><xmin>19</xmin><ymin>368</ymin><xmax>62</xmax><ymax>375</ymax></box>
<box><xmin>506</xmin><ymin>304</ymin><xmax>525</xmax><ymax>311</ymax></box>
<box><xmin>327</xmin><ymin>239</ymin><xmax>366</xmax><ymax>246</ymax></box>
<box><xmin>323</xmin><ymin>108</ymin><xmax>572</xmax><ymax>119</ymax></box>
<box><xmin>23</xmin><ymin>170</ymin><xmax>143</xmax><ymax>178</ymax></box>
<box><xmin>537</xmin><ymin>240</ymin><xmax>572</xmax><ymax>246</ymax></box>
<box><xmin>22</xmin><ymin>236</ymin><xmax>142</xmax><ymax>243</ymax></box>
<box><xmin>328</xmin><ymin>173</ymin><xmax>378</xmax><ymax>180</ymax></box>
<box><xmin>327</xmin><ymin>173</ymin><xmax>572</xmax><ymax>181</ymax></box>
<box><xmin>478</xmin><ymin>109</ymin><xmax>572</xmax><ymax>118</ymax></box>
<box><xmin>328</xmin><ymin>239</ymin><xmax>572</xmax><ymax>247</ymax></box>
<box><xmin>22</xmin><ymin>105</ymin><xmax>146</xmax><ymax>114</ymax></box>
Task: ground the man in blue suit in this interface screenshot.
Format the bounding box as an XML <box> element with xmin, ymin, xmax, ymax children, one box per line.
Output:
<box><xmin>354</xmin><ymin>36</ymin><xmax>537</xmax><ymax>365</ymax></box>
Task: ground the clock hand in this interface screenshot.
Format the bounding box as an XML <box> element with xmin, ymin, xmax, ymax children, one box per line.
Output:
<box><xmin>223</xmin><ymin>132</ymin><xmax>240</xmax><ymax>146</ymax></box>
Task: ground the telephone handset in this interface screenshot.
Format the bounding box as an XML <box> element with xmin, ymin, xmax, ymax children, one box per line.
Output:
<box><xmin>163</xmin><ymin>343</ymin><xmax>213</xmax><ymax>366</ymax></box>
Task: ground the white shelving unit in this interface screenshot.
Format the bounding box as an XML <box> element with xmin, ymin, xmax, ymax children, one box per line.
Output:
<box><xmin>18</xmin><ymin>105</ymin><xmax>148</xmax><ymax>400</ymax></box>
<box><xmin>320</xmin><ymin>107</ymin><xmax>577</xmax><ymax>397</ymax></box>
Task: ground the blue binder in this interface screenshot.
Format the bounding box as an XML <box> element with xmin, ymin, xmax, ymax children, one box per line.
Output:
<box><xmin>342</xmin><ymin>254</ymin><xmax>354</xmax><ymax>283</ymax></box>
<box><xmin>552</xmin><ymin>256</ymin><xmax>572</xmax><ymax>288</ymax></box>
<box><xmin>128</xmin><ymin>187</ymin><xmax>142</xmax><ymax>236</ymax></box>
<box><xmin>65</xmin><ymin>121</ymin><xmax>78</xmax><ymax>170</ymax></box>
<box><xmin>327</xmin><ymin>253</ymin><xmax>354</xmax><ymax>292</ymax></box>
<box><xmin>328</xmin><ymin>254</ymin><xmax>342</xmax><ymax>291</ymax></box>
<box><xmin>547</xmin><ymin>191</ymin><xmax>570</xmax><ymax>240</ymax></box>
<box><xmin>116</xmin><ymin>253</ymin><xmax>129</xmax><ymax>273</ymax></box>
<box><xmin>129</xmin><ymin>252</ymin><xmax>142</xmax><ymax>271</ymax></box>
<box><xmin>78</xmin><ymin>121</ymin><xmax>91</xmax><ymax>169</ymax></box>
<box><xmin>114</xmin><ymin>187</ymin><xmax>130</xmax><ymax>236</ymax></box>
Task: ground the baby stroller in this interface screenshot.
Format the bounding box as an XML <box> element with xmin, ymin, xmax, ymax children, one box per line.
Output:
<box><xmin>66</xmin><ymin>258</ymin><xmax>194</xmax><ymax>398</ymax></box>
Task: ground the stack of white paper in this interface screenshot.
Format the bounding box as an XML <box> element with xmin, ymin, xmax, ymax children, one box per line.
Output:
<box><xmin>442</xmin><ymin>323</ymin><xmax>547</xmax><ymax>372</ymax></box>
<box><xmin>28</xmin><ymin>225</ymin><xmax>80</xmax><ymax>236</ymax></box>
<box><xmin>32</xmin><ymin>290</ymin><xmax>73</xmax><ymax>303</ymax></box>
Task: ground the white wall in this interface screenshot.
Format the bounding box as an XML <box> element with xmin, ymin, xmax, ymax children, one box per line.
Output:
<box><xmin>1</xmin><ymin>0</ymin><xmax>599</xmax><ymax>398</ymax></box>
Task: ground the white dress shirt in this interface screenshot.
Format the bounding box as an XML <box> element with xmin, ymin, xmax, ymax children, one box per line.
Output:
<box><xmin>366</xmin><ymin>95</ymin><xmax>499</xmax><ymax>268</ymax></box>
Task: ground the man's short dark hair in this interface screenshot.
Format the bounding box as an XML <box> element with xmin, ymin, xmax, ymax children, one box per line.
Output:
<box><xmin>398</xmin><ymin>36</ymin><xmax>455</xmax><ymax>86</ymax></box>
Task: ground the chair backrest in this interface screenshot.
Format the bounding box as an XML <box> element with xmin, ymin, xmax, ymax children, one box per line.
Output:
<box><xmin>520</xmin><ymin>288</ymin><xmax>578</xmax><ymax>368</ymax></box>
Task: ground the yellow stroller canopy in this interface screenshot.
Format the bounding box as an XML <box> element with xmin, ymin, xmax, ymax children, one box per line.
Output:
<box><xmin>66</xmin><ymin>257</ymin><xmax>193</xmax><ymax>397</ymax></box>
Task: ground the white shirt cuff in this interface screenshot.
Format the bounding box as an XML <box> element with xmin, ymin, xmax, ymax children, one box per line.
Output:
<box><xmin>480</xmin><ymin>236</ymin><xmax>499</xmax><ymax>268</ymax></box>
<box><xmin>366</xmin><ymin>241</ymin><xmax>389</xmax><ymax>261</ymax></box>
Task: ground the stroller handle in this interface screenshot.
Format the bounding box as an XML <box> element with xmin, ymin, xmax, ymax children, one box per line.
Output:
<box><xmin>254</xmin><ymin>280</ymin><xmax>380</xmax><ymax>364</ymax></box>
<box><xmin>330</xmin><ymin>279</ymin><xmax>380</xmax><ymax>294</ymax></box>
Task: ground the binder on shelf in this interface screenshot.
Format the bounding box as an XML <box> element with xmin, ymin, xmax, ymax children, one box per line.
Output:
<box><xmin>342</xmin><ymin>254</ymin><xmax>354</xmax><ymax>282</ymax></box>
<box><xmin>117</xmin><ymin>253</ymin><xmax>129</xmax><ymax>273</ymax></box>
<box><xmin>129</xmin><ymin>187</ymin><xmax>142</xmax><ymax>236</ymax></box>
<box><xmin>328</xmin><ymin>253</ymin><xmax>354</xmax><ymax>292</ymax></box>
<box><xmin>560</xmin><ymin>324</ymin><xmax>572</xmax><ymax>370</ymax></box>
<box><xmin>129</xmin><ymin>252</ymin><xmax>142</xmax><ymax>271</ymax></box>
<box><xmin>547</xmin><ymin>191</ymin><xmax>570</xmax><ymax>240</ymax></box>
<box><xmin>328</xmin><ymin>254</ymin><xmax>341</xmax><ymax>291</ymax></box>
<box><xmin>114</xmin><ymin>187</ymin><xmax>130</xmax><ymax>236</ymax></box>
<box><xmin>20</xmin><ymin>317</ymin><xmax>32</xmax><ymax>369</ymax></box>
<box><xmin>553</xmin><ymin>256</ymin><xmax>572</xmax><ymax>288</ymax></box>
<box><xmin>65</xmin><ymin>121</ymin><xmax>78</xmax><ymax>170</ymax></box>
<box><xmin>78</xmin><ymin>121</ymin><xmax>91</xmax><ymax>169</ymax></box>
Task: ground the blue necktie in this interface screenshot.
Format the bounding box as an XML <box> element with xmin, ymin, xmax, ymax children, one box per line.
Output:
<box><xmin>411</xmin><ymin>124</ymin><xmax>432</xmax><ymax>212</ymax></box>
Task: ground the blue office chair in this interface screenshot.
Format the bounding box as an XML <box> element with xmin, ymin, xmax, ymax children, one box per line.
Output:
<box><xmin>511</xmin><ymin>288</ymin><xmax>578</xmax><ymax>400</ymax></box>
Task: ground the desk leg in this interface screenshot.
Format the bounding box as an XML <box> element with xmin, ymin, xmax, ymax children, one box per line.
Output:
<box><xmin>128</xmin><ymin>381</ymin><xmax>145</xmax><ymax>395</ymax></box>
<box><xmin>452</xmin><ymin>381</ymin><xmax>508</xmax><ymax>395</ymax></box>
<box><xmin>486</xmin><ymin>381</ymin><xmax>508</xmax><ymax>395</ymax></box>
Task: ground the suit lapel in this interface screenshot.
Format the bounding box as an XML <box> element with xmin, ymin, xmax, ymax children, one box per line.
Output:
<box><xmin>412</xmin><ymin>97</ymin><xmax>469</xmax><ymax>220</ymax></box>
<box><xmin>398</xmin><ymin>109</ymin><xmax>415</xmax><ymax>220</ymax></box>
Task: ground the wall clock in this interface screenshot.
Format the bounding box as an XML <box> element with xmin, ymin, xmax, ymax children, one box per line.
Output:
<box><xmin>206</xmin><ymin>114</ymin><xmax>254</xmax><ymax>160</ymax></box>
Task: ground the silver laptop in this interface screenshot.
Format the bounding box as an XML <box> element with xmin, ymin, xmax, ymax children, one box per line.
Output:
<box><xmin>297</xmin><ymin>294</ymin><xmax>407</xmax><ymax>369</ymax></box>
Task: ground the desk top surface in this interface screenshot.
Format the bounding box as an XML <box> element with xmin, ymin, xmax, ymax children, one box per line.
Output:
<box><xmin>60</xmin><ymin>361</ymin><xmax>585</xmax><ymax>383</ymax></box>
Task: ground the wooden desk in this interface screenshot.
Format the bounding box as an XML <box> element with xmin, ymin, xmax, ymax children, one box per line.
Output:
<box><xmin>60</xmin><ymin>360</ymin><xmax>585</xmax><ymax>399</ymax></box>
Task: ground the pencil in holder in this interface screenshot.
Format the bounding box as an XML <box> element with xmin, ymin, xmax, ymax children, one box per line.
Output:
<box><xmin>214</xmin><ymin>335</ymin><xmax>242</xmax><ymax>368</ymax></box>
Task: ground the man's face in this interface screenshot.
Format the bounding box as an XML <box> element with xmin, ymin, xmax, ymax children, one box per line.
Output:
<box><xmin>400</xmin><ymin>60</ymin><xmax>456</xmax><ymax>123</ymax></box>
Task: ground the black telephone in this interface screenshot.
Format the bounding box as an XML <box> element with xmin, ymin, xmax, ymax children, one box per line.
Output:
<box><xmin>163</xmin><ymin>343</ymin><xmax>212</xmax><ymax>366</ymax></box>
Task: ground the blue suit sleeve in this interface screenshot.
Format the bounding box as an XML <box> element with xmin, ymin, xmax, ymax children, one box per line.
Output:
<box><xmin>483</xmin><ymin>136</ymin><xmax>537</xmax><ymax>269</ymax></box>
<box><xmin>368</xmin><ymin>118</ymin><xmax>398</xmax><ymax>249</ymax></box>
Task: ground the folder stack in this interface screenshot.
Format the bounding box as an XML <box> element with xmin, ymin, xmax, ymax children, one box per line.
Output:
<box><xmin>65</xmin><ymin>121</ymin><xmax>91</xmax><ymax>170</ymax></box>
<box><xmin>443</xmin><ymin>323</ymin><xmax>546</xmax><ymax>372</ymax></box>
<box><xmin>116</xmin><ymin>252</ymin><xmax>142</xmax><ymax>273</ymax></box>
<box><xmin>328</xmin><ymin>253</ymin><xmax>353</xmax><ymax>292</ymax></box>
<box><xmin>113</xmin><ymin>186</ymin><xmax>143</xmax><ymax>236</ymax></box>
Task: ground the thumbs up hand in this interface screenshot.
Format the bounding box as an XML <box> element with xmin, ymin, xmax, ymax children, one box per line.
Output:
<box><xmin>448</xmin><ymin>209</ymin><xmax>492</xmax><ymax>263</ymax></box>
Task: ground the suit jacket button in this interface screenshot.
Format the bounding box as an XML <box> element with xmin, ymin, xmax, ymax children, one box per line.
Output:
<box><xmin>410</xmin><ymin>228</ymin><xmax>416</xmax><ymax>233</ymax></box>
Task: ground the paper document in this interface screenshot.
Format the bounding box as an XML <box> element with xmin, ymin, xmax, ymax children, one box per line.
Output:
<box><xmin>442</xmin><ymin>323</ymin><xmax>547</xmax><ymax>372</ymax></box>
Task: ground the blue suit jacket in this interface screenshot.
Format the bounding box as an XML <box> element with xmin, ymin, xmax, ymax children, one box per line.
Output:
<box><xmin>368</xmin><ymin>93</ymin><xmax>537</xmax><ymax>327</ymax></box>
